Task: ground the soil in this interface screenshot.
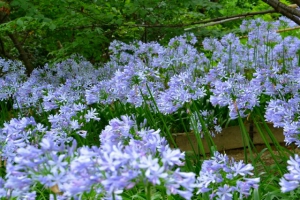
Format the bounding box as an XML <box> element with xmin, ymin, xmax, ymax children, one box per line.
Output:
<box><xmin>223</xmin><ymin>143</ymin><xmax>300</xmax><ymax>171</ymax></box>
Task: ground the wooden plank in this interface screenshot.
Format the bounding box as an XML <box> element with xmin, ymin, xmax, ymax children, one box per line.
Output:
<box><xmin>172</xmin><ymin>123</ymin><xmax>284</xmax><ymax>154</ymax></box>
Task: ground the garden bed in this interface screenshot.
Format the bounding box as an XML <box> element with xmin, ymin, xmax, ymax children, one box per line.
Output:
<box><xmin>173</xmin><ymin>122</ymin><xmax>284</xmax><ymax>153</ymax></box>
<box><xmin>224</xmin><ymin>143</ymin><xmax>300</xmax><ymax>163</ymax></box>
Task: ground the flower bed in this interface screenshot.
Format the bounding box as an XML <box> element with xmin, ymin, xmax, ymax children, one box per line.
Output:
<box><xmin>0</xmin><ymin>17</ymin><xmax>300</xmax><ymax>199</ymax></box>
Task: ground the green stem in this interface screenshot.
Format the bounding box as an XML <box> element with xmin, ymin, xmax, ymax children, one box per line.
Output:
<box><xmin>237</xmin><ymin>113</ymin><xmax>254</xmax><ymax>164</ymax></box>
<box><xmin>190</xmin><ymin>112</ymin><xmax>207</xmax><ymax>158</ymax></box>
<box><xmin>252</xmin><ymin>116</ymin><xmax>284</xmax><ymax>176</ymax></box>
<box><xmin>192</xmin><ymin>102</ymin><xmax>216</xmax><ymax>157</ymax></box>
<box><xmin>198</xmin><ymin>113</ymin><xmax>216</xmax><ymax>156</ymax></box>
<box><xmin>144</xmin><ymin>84</ymin><xmax>177</xmax><ymax>147</ymax></box>
<box><xmin>179</xmin><ymin>114</ymin><xmax>197</xmax><ymax>155</ymax></box>
<box><xmin>146</xmin><ymin>183</ymin><xmax>151</xmax><ymax>200</ymax></box>
<box><xmin>0</xmin><ymin>101</ymin><xmax>8</xmax><ymax>124</ymax></box>
<box><xmin>254</xmin><ymin>107</ymin><xmax>286</xmax><ymax>159</ymax></box>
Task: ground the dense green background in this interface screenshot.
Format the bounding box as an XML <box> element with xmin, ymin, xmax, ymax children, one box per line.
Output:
<box><xmin>0</xmin><ymin>0</ymin><xmax>296</xmax><ymax>74</ymax></box>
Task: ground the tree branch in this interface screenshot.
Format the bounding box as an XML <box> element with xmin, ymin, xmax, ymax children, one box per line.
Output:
<box><xmin>53</xmin><ymin>9</ymin><xmax>277</xmax><ymax>31</ymax></box>
<box><xmin>131</xmin><ymin>9</ymin><xmax>277</xmax><ymax>28</ymax></box>
<box><xmin>292</xmin><ymin>0</ymin><xmax>300</xmax><ymax>7</ymax></box>
<box><xmin>7</xmin><ymin>33</ymin><xmax>34</xmax><ymax>76</ymax></box>
<box><xmin>0</xmin><ymin>37</ymin><xmax>13</xmax><ymax>59</ymax></box>
<box><xmin>0</xmin><ymin>37</ymin><xmax>6</xmax><ymax>55</ymax></box>
<box><xmin>262</xmin><ymin>0</ymin><xmax>300</xmax><ymax>25</ymax></box>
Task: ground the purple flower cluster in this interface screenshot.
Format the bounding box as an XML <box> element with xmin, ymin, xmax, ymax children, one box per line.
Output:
<box><xmin>195</xmin><ymin>152</ymin><xmax>260</xmax><ymax>199</ymax></box>
<box><xmin>203</xmin><ymin>33</ymin><xmax>249</xmax><ymax>73</ymax></box>
<box><xmin>0</xmin><ymin>116</ymin><xmax>45</xmax><ymax>162</ymax></box>
<box><xmin>0</xmin><ymin>17</ymin><xmax>298</xmax><ymax>123</ymax></box>
<box><xmin>0</xmin><ymin>58</ymin><xmax>27</xmax><ymax>101</ymax></box>
<box><xmin>98</xmin><ymin>115</ymin><xmax>195</xmax><ymax>199</ymax></box>
<box><xmin>278</xmin><ymin>16</ymin><xmax>298</xmax><ymax>28</ymax></box>
<box><xmin>241</xmin><ymin>18</ymin><xmax>281</xmax><ymax>48</ymax></box>
<box><xmin>157</xmin><ymin>71</ymin><xmax>206</xmax><ymax>114</ymax></box>
<box><xmin>265</xmin><ymin>97</ymin><xmax>300</xmax><ymax>146</ymax></box>
<box><xmin>0</xmin><ymin>56</ymin><xmax>103</xmax><ymax>136</ymax></box>
<box><xmin>0</xmin><ymin>113</ymin><xmax>93</xmax><ymax>168</ymax></box>
<box><xmin>0</xmin><ymin>116</ymin><xmax>195</xmax><ymax>199</ymax></box>
<box><xmin>0</xmin><ymin>56</ymin><xmax>104</xmax><ymax>143</ymax></box>
<box><xmin>86</xmin><ymin>33</ymin><xmax>209</xmax><ymax>113</ymax></box>
<box><xmin>1</xmin><ymin>137</ymin><xmax>76</xmax><ymax>199</ymax></box>
<box><xmin>203</xmin><ymin>17</ymin><xmax>300</xmax><ymax>122</ymax></box>
<box><xmin>208</xmin><ymin>72</ymin><xmax>260</xmax><ymax>119</ymax></box>
<box><xmin>280</xmin><ymin>154</ymin><xmax>300</xmax><ymax>193</ymax></box>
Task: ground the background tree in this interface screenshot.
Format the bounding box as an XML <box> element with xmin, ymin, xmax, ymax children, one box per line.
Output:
<box><xmin>0</xmin><ymin>0</ymin><xmax>298</xmax><ymax>75</ymax></box>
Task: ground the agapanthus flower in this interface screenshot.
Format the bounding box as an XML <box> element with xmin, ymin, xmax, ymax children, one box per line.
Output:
<box><xmin>0</xmin><ymin>137</ymin><xmax>77</xmax><ymax>199</ymax></box>
<box><xmin>11</xmin><ymin>55</ymin><xmax>102</xmax><ymax>115</ymax></box>
<box><xmin>0</xmin><ymin>116</ymin><xmax>43</xmax><ymax>162</ymax></box>
<box><xmin>265</xmin><ymin>97</ymin><xmax>300</xmax><ymax>146</ymax></box>
<box><xmin>84</xmin><ymin>108</ymin><xmax>100</xmax><ymax>122</ymax></box>
<box><xmin>0</xmin><ymin>57</ymin><xmax>27</xmax><ymax>101</ymax></box>
<box><xmin>280</xmin><ymin>154</ymin><xmax>300</xmax><ymax>193</ymax></box>
<box><xmin>85</xmin><ymin>33</ymin><xmax>207</xmax><ymax>110</ymax></box>
<box><xmin>241</xmin><ymin>18</ymin><xmax>281</xmax><ymax>46</ymax></box>
<box><xmin>208</xmin><ymin>73</ymin><xmax>260</xmax><ymax>119</ymax></box>
<box><xmin>195</xmin><ymin>152</ymin><xmax>260</xmax><ymax>199</ymax></box>
<box><xmin>157</xmin><ymin>71</ymin><xmax>206</xmax><ymax>114</ymax></box>
<box><xmin>0</xmin><ymin>115</ymin><xmax>195</xmax><ymax>199</ymax></box>
<box><xmin>97</xmin><ymin>115</ymin><xmax>196</xmax><ymax>199</ymax></box>
<box><xmin>278</xmin><ymin>16</ymin><xmax>298</xmax><ymax>28</ymax></box>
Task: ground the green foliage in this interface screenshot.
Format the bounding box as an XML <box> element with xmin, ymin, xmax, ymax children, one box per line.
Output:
<box><xmin>0</xmin><ymin>0</ymin><xmax>298</xmax><ymax>70</ymax></box>
<box><xmin>0</xmin><ymin>0</ymin><xmax>273</xmax><ymax>67</ymax></box>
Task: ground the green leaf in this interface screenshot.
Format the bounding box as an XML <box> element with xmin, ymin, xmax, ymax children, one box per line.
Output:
<box><xmin>49</xmin><ymin>23</ymin><xmax>56</xmax><ymax>30</ymax></box>
<box><xmin>253</xmin><ymin>188</ymin><xmax>260</xmax><ymax>200</ymax></box>
<box><xmin>16</xmin><ymin>18</ymin><xmax>24</xmax><ymax>27</ymax></box>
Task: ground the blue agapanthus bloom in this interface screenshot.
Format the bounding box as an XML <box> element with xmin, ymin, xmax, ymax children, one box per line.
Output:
<box><xmin>195</xmin><ymin>152</ymin><xmax>260</xmax><ymax>199</ymax></box>
<box><xmin>280</xmin><ymin>154</ymin><xmax>300</xmax><ymax>193</ymax></box>
<box><xmin>0</xmin><ymin>115</ymin><xmax>196</xmax><ymax>199</ymax></box>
